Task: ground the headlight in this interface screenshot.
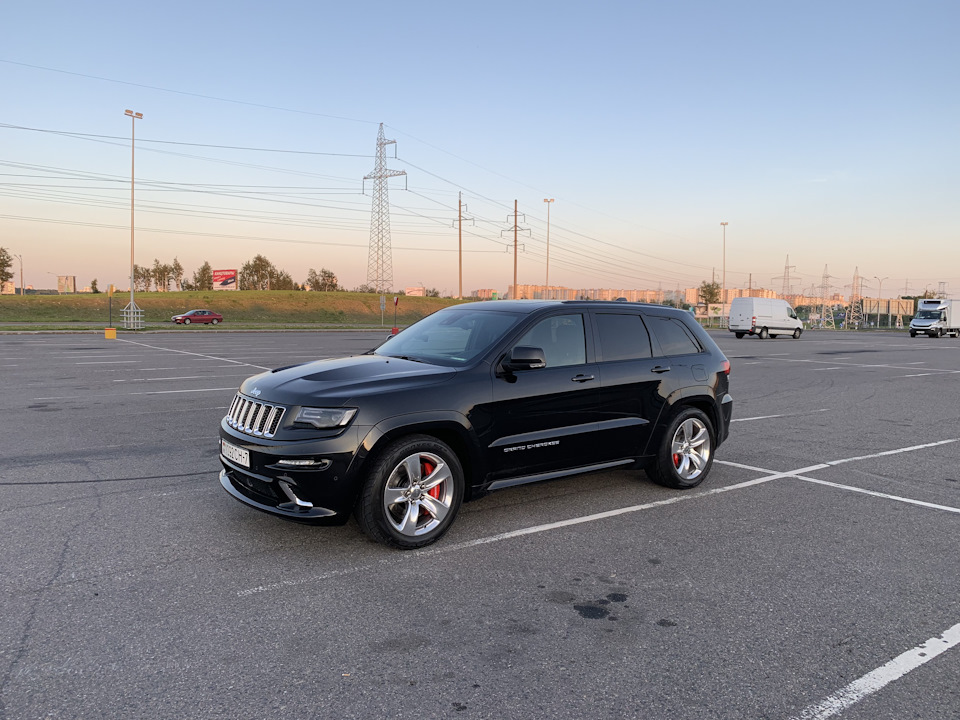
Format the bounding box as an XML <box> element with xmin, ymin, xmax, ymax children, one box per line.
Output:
<box><xmin>293</xmin><ymin>407</ymin><xmax>357</xmax><ymax>429</ymax></box>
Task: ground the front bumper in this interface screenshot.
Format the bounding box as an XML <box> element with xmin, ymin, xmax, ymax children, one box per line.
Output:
<box><xmin>217</xmin><ymin>421</ymin><xmax>366</xmax><ymax>525</ymax></box>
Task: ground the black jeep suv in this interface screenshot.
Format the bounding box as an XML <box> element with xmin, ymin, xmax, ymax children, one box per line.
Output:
<box><xmin>219</xmin><ymin>301</ymin><xmax>733</xmax><ymax>549</ymax></box>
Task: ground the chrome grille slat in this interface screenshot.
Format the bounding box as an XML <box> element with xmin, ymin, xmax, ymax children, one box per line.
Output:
<box><xmin>225</xmin><ymin>393</ymin><xmax>285</xmax><ymax>438</ymax></box>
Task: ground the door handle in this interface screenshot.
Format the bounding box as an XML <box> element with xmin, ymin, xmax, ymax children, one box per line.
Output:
<box><xmin>651</xmin><ymin>365</ymin><xmax>671</xmax><ymax>374</ymax></box>
<box><xmin>571</xmin><ymin>374</ymin><xmax>595</xmax><ymax>383</ymax></box>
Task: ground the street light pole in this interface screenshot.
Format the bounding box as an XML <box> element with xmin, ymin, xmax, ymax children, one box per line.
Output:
<box><xmin>543</xmin><ymin>198</ymin><xmax>554</xmax><ymax>294</ymax></box>
<box><xmin>14</xmin><ymin>254</ymin><xmax>23</xmax><ymax>296</ymax></box>
<box><xmin>720</xmin><ymin>222</ymin><xmax>728</xmax><ymax>324</ymax></box>
<box><xmin>124</xmin><ymin>109</ymin><xmax>143</xmax><ymax>326</ymax></box>
<box><xmin>874</xmin><ymin>276</ymin><xmax>888</xmax><ymax>329</ymax></box>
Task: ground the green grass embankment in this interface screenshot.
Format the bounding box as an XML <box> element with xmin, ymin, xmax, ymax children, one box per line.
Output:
<box><xmin>0</xmin><ymin>291</ymin><xmax>469</xmax><ymax>327</ymax></box>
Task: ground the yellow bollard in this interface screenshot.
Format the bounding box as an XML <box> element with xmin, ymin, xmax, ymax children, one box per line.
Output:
<box><xmin>105</xmin><ymin>328</ymin><xmax>117</xmax><ymax>340</ymax></box>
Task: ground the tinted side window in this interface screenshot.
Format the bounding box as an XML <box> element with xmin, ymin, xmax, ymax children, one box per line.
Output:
<box><xmin>647</xmin><ymin>317</ymin><xmax>703</xmax><ymax>356</ymax></box>
<box><xmin>515</xmin><ymin>314</ymin><xmax>586</xmax><ymax>367</ymax></box>
<box><xmin>595</xmin><ymin>313</ymin><xmax>652</xmax><ymax>361</ymax></box>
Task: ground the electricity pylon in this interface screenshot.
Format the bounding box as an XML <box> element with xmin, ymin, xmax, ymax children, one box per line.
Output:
<box><xmin>364</xmin><ymin>123</ymin><xmax>406</xmax><ymax>294</ymax></box>
<box><xmin>846</xmin><ymin>267</ymin><xmax>864</xmax><ymax>330</ymax></box>
<box><xmin>818</xmin><ymin>265</ymin><xmax>835</xmax><ymax>330</ymax></box>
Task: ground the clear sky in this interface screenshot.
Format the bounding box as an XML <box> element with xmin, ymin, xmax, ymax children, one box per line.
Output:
<box><xmin>2</xmin><ymin>0</ymin><xmax>958</xmax><ymax>298</ymax></box>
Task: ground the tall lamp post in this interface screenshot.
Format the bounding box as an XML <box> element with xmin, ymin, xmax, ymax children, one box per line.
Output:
<box><xmin>543</xmin><ymin>198</ymin><xmax>554</xmax><ymax>294</ymax></box>
<box><xmin>14</xmin><ymin>254</ymin><xmax>23</xmax><ymax>296</ymax></box>
<box><xmin>124</xmin><ymin>109</ymin><xmax>143</xmax><ymax>328</ymax></box>
<box><xmin>720</xmin><ymin>222</ymin><xmax>728</xmax><ymax>324</ymax></box>
<box><xmin>874</xmin><ymin>276</ymin><xmax>888</xmax><ymax>329</ymax></box>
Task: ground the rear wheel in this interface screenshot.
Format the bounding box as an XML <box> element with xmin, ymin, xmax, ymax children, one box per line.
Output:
<box><xmin>735</xmin><ymin>332</ymin><xmax>745</xmax><ymax>339</ymax></box>
<box><xmin>770</xmin><ymin>334</ymin><xmax>778</xmax><ymax>339</ymax></box>
<box><xmin>355</xmin><ymin>435</ymin><xmax>464</xmax><ymax>549</ymax></box>
<box><xmin>645</xmin><ymin>408</ymin><xmax>715</xmax><ymax>489</ymax></box>
<box><xmin>793</xmin><ymin>328</ymin><xmax>802</xmax><ymax>339</ymax></box>
<box><xmin>211</xmin><ymin>318</ymin><xmax>219</xmax><ymax>325</ymax></box>
<box><xmin>758</xmin><ymin>327</ymin><xmax>769</xmax><ymax>339</ymax></box>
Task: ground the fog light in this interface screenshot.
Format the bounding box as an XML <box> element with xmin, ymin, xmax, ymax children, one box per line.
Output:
<box><xmin>276</xmin><ymin>458</ymin><xmax>332</xmax><ymax>469</ymax></box>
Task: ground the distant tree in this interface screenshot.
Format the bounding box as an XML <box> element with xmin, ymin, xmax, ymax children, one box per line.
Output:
<box><xmin>269</xmin><ymin>268</ymin><xmax>294</xmax><ymax>291</ymax></box>
<box><xmin>193</xmin><ymin>261</ymin><xmax>213</xmax><ymax>291</ymax></box>
<box><xmin>90</xmin><ymin>278</ymin><xmax>100</xmax><ymax>294</ymax></box>
<box><xmin>152</xmin><ymin>259</ymin><xmax>173</xmax><ymax>292</ymax></box>
<box><xmin>171</xmin><ymin>257</ymin><xmax>184</xmax><ymax>291</ymax></box>
<box><xmin>425</xmin><ymin>287</ymin><xmax>441</xmax><ymax>298</ymax></box>
<box><xmin>239</xmin><ymin>255</ymin><xmax>274</xmax><ymax>290</ymax></box>
<box><xmin>133</xmin><ymin>264</ymin><xmax>152</xmax><ymax>292</ymax></box>
<box><xmin>0</xmin><ymin>247</ymin><xmax>13</xmax><ymax>284</ymax></box>
<box><xmin>698</xmin><ymin>280</ymin><xmax>721</xmax><ymax>305</ymax></box>
<box><xmin>307</xmin><ymin>267</ymin><xmax>340</xmax><ymax>292</ymax></box>
<box><xmin>352</xmin><ymin>283</ymin><xmax>377</xmax><ymax>293</ymax></box>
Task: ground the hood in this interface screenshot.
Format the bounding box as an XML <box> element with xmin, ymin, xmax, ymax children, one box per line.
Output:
<box><xmin>238</xmin><ymin>354</ymin><xmax>456</xmax><ymax>406</ymax></box>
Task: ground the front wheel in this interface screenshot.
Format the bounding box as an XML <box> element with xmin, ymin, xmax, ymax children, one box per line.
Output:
<box><xmin>758</xmin><ymin>327</ymin><xmax>769</xmax><ymax>339</ymax></box>
<box><xmin>910</xmin><ymin>330</ymin><xmax>916</xmax><ymax>337</ymax></box>
<box><xmin>793</xmin><ymin>328</ymin><xmax>802</xmax><ymax>339</ymax></box>
<box><xmin>183</xmin><ymin>318</ymin><xmax>191</xmax><ymax>325</ymax></box>
<box><xmin>355</xmin><ymin>435</ymin><xmax>465</xmax><ymax>549</ymax></box>
<box><xmin>645</xmin><ymin>408</ymin><xmax>715</xmax><ymax>489</ymax></box>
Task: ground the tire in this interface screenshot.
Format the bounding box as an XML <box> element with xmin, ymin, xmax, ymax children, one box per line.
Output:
<box><xmin>938</xmin><ymin>328</ymin><xmax>944</xmax><ymax>338</ymax></box>
<box><xmin>645</xmin><ymin>407</ymin><xmax>715</xmax><ymax>489</ymax></box>
<box><xmin>910</xmin><ymin>330</ymin><xmax>916</xmax><ymax>338</ymax></box>
<box><xmin>183</xmin><ymin>318</ymin><xmax>191</xmax><ymax>325</ymax></box>
<box><xmin>735</xmin><ymin>332</ymin><xmax>745</xmax><ymax>339</ymax></box>
<box><xmin>770</xmin><ymin>334</ymin><xmax>778</xmax><ymax>339</ymax></box>
<box><xmin>792</xmin><ymin>328</ymin><xmax>802</xmax><ymax>339</ymax></box>
<box><xmin>211</xmin><ymin>319</ymin><xmax>219</xmax><ymax>325</ymax></box>
<box><xmin>758</xmin><ymin>327</ymin><xmax>769</xmax><ymax>339</ymax></box>
<box><xmin>355</xmin><ymin>435</ymin><xmax>464</xmax><ymax>549</ymax></box>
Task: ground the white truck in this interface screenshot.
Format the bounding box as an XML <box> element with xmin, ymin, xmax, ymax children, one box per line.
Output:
<box><xmin>909</xmin><ymin>299</ymin><xmax>959</xmax><ymax>338</ymax></box>
<box><xmin>728</xmin><ymin>297</ymin><xmax>804</xmax><ymax>339</ymax></box>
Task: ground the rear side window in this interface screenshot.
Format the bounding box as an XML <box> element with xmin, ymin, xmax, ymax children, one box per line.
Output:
<box><xmin>594</xmin><ymin>313</ymin><xmax>652</xmax><ymax>361</ymax></box>
<box><xmin>647</xmin><ymin>317</ymin><xmax>703</xmax><ymax>356</ymax></box>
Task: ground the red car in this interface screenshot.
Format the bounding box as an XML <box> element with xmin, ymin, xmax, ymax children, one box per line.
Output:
<box><xmin>172</xmin><ymin>309</ymin><xmax>223</xmax><ymax>325</ymax></box>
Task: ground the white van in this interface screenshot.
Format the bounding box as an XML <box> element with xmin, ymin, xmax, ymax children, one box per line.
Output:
<box><xmin>728</xmin><ymin>297</ymin><xmax>803</xmax><ymax>339</ymax></box>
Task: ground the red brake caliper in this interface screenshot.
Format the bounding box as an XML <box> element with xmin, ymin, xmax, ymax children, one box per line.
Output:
<box><xmin>423</xmin><ymin>461</ymin><xmax>441</xmax><ymax>500</ymax></box>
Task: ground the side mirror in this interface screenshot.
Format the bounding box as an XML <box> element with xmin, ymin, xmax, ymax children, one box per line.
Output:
<box><xmin>502</xmin><ymin>346</ymin><xmax>547</xmax><ymax>372</ymax></box>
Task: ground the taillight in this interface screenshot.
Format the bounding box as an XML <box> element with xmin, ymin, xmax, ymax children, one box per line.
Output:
<box><xmin>721</xmin><ymin>360</ymin><xmax>730</xmax><ymax>375</ymax></box>
<box><xmin>751</xmin><ymin>316</ymin><xmax>756</xmax><ymax>328</ymax></box>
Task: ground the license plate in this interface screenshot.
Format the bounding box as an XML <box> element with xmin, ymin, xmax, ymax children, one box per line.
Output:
<box><xmin>221</xmin><ymin>439</ymin><xmax>250</xmax><ymax>468</ymax></box>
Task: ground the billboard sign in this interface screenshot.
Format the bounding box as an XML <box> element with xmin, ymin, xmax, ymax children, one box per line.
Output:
<box><xmin>213</xmin><ymin>269</ymin><xmax>238</xmax><ymax>290</ymax></box>
<box><xmin>57</xmin><ymin>276</ymin><xmax>76</xmax><ymax>294</ymax></box>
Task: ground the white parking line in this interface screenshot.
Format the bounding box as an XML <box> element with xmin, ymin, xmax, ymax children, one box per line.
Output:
<box><xmin>794</xmin><ymin>475</ymin><xmax>960</xmax><ymax>515</ymax></box>
<box><xmin>118</xmin><ymin>339</ymin><xmax>271</xmax><ymax>371</ymax></box>
<box><xmin>789</xmin><ymin>622</ymin><xmax>960</xmax><ymax>720</ymax></box>
<box><xmin>731</xmin><ymin>409</ymin><xmax>829</xmax><ymax>423</ymax></box>
<box><xmin>239</xmin><ymin>439</ymin><xmax>960</xmax><ymax>599</ymax></box>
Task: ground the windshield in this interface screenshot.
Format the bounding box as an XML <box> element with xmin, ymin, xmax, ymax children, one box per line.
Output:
<box><xmin>376</xmin><ymin>308</ymin><xmax>523</xmax><ymax>367</ymax></box>
<box><xmin>916</xmin><ymin>310</ymin><xmax>942</xmax><ymax>319</ymax></box>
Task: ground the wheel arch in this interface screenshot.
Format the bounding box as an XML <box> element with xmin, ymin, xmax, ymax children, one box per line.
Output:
<box><xmin>643</xmin><ymin>394</ymin><xmax>722</xmax><ymax>458</ymax></box>
<box><xmin>356</xmin><ymin>413</ymin><xmax>485</xmax><ymax>500</ymax></box>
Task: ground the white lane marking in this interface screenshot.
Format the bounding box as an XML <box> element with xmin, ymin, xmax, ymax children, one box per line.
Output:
<box><xmin>769</xmin><ymin>357</ymin><xmax>959</xmax><ymax>374</ymax></box>
<box><xmin>113</xmin><ymin>373</ymin><xmax>251</xmax><ymax>382</ymax></box>
<box><xmin>75</xmin><ymin>361</ymin><xmax>140</xmax><ymax>365</ymax></box>
<box><xmin>34</xmin><ymin>387</ymin><xmax>238</xmax><ymax>400</ymax></box>
<box><xmin>794</xmin><ymin>475</ymin><xmax>960</xmax><ymax>515</ymax></box>
<box><xmin>812</xmin><ymin>367</ymin><xmax>844</xmax><ymax>371</ymax></box>
<box><xmin>823</xmin><ymin>439</ymin><xmax>960</xmax><ymax>466</ymax></box>
<box><xmin>239</xmin><ymin>439</ymin><xmax>960</xmax><ymax>599</ymax></box>
<box><xmin>236</xmin><ymin>476</ymin><xmax>782</xmax><ymax>598</ymax></box>
<box><xmin>129</xmin><ymin>387</ymin><xmax>238</xmax><ymax>396</ymax></box>
<box><xmin>118</xmin><ymin>339</ymin><xmax>271</xmax><ymax>371</ymax></box>
<box><xmin>898</xmin><ymin>373</ymin><xmax>934</xmax><ymax>377</ymax></box>
<box><xmin>788</xmin><ymin>622</ymin><xmax>960</xmax><ymax>720</ymax></box>
<box><xmin>731</xmin><ymin>409</ymin><xmax>829</xmax><ymax>423</ymax></box>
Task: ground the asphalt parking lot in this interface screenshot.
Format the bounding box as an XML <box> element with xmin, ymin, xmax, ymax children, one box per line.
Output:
<box><xmin>2</xmin><ymin>328</ymin><xmax>959</xmax><ymax>720</ymax></box>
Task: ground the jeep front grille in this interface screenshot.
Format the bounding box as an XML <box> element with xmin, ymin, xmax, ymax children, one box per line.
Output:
<box><xmin>226</xmin><ymin>394</ymin><xmax>285</xmax><ymax>438</ymax></box>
